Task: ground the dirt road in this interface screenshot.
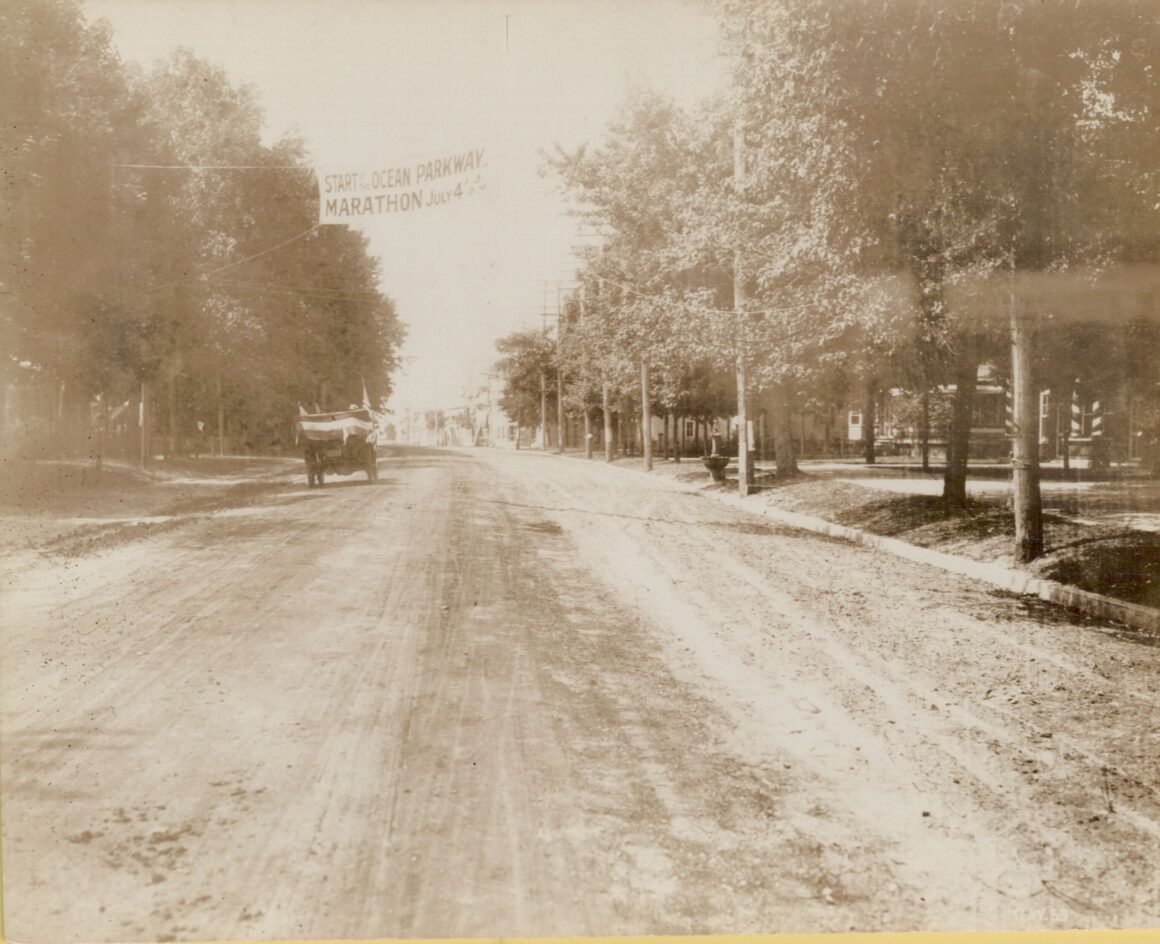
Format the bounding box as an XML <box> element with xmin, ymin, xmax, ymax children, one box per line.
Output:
<box><xmin>2</xmin><ymin>447</ymin><xmax>1157</xmax><ymax>941</ymax></box>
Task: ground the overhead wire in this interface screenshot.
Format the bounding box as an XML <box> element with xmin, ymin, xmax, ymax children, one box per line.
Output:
<box><xmin>197</xmin><ymin>225</ymin><xmax>320</xmax><ymax>279</ymax></box>
<box><xmin>209</xmin><ymin>278</ymin><xmax>383</xmax><ymax>302</ymax></box>
<box><xmin>144</xmin><ymin>225</ymin><xmax>320</xmax><ymax>294</ymax></box>
<box><xmin>113</xmin><ymin>163</ymin><xmax>307</xmax><ymax>171</ymax></box>
<box><xmin>211</xmin><ymin>275</ymin><xmax>382</xmax><ymax>296</ymax></box>
<box><xmin>112</xmin><ymin>161</ymin><xmax>320</xmax><ymax>293</ymax></box>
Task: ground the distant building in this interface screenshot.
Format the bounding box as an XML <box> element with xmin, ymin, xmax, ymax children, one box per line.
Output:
<box><xmin>857</xmin><ymin>364</ymin><xmax>1010</xmax><ymax>460</ymax></box>
<box><xmin>466</xmin><ymin>375</ymin><xmax>517</xmax><ymax>448</ymax></box>
<box><xmin>852</xmin><ymin>365</ymin><xmax>1130</xmax><ymax>466</ymax></box>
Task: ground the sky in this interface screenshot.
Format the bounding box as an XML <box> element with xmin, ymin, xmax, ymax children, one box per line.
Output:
<box><xmin>85</xmin><ymin>0</ymin><xmax>725</xmax><ymax>412</ymax></box>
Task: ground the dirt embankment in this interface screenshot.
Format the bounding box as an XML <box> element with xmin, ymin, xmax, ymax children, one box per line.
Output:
<box><xmin>594</xmin><ymin>455</ymin><xmax>1160</xmax><ymax>612</ymax></box>
<box><xmin>0</xmin><ymin>456</ymin><xmax>301</xmax><ymax>558</ymax></box>
<box><xmin>764</xmin><ymin>478</ymin><xmax>1160</xmax><ymax>610</ymax></box>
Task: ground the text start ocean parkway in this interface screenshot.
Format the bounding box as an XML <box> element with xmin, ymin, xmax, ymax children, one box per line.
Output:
<box><xmin>318</xmin><ymin>147</ymin><xmax>487</xmax><ymax>222</ymax></box>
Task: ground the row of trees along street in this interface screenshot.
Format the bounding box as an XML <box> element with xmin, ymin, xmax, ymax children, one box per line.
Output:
<box><xmin>1</xmin><ymin>0</ymin><xmax>406</xmax><ymax>463</ymax></box>
<box><xmin>495</xmin><ymin>0</ymin><xmax>1160</xmax><ymax>563</ymax></box>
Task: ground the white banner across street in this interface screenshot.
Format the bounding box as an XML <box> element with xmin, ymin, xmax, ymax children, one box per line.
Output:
<box><xmin>317</xmin><ymin>146</ymin><xmax>488</xmax><ymax>224</ymax></box>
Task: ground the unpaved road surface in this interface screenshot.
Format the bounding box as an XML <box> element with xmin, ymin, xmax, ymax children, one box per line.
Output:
<box><xmin>2</xmin><ymin>447</ymin><xmax>1157</xmax><ymax>940</ymax></box>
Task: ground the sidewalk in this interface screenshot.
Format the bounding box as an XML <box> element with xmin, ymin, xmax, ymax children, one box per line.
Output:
<box><xmin>546</xmin><ymin>446</ymin><xmax>1160</xmax><ymax>637</ymax></box>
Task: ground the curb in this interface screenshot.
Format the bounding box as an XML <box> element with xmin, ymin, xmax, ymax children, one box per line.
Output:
<box><xmin>710</xmin><ymin>490</ymin><xmax>1160</xmax><ymax>635</ymax></box>
<box><xmin>549</xmin><ymin>449</ymin><xmax>1160</xmax><ymax>636</ymax></box>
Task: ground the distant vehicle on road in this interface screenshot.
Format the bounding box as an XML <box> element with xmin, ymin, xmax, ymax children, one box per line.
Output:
<box><xmin>296</xmin><ymin>408</ymin><xmax>378</xmax><ymax>487</ymax></box>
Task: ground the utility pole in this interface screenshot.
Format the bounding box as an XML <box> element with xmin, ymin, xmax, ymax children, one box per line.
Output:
<box><xmin>580</xmin><ymin>286</ymin><xmax>593</xmax><ymax>459</ymax></box>
<box><xmin>556</xmin><ymin>286</ymin><xmax>565</xmax><ymax>454</ymax></box>
<box><xmin>641</xmin><ymin>359</ymin><xmax>652</xmax><ymax>471</ymax></box>
<box><xmin>540</xmin><ymin>368</ymin><xmax>547</xmax><ymax>451</ymax></box>
<box><xmin>540</xmin><ymin>297</ymin><xmax>549</xmax><ymax>452</ymax></box>
<box><xmin>734</xmin><ymin>121</ymin><xmax>750</xmax><ymax>497</ymax></box>
<box><xmin>1011</xmin><ymin>287</ymin><xmax>1044</xmax><ymax>562</ymax></box>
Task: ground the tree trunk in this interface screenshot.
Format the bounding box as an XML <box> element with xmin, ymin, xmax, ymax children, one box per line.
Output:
<box><xmin>920</xmin><ymin>388</ymin><xmax>931</xmax><ymax>472</ymax></box>
<box><xmin>557</xmin><ymin>370</ymin><xmax>564</xmax><ymax>454</ymax></box>
<box><xmin>95</xmin><ymin>395</ymin><xmax>108</xmax><ymax>473</ymax></box>
<box><xmin>675</xmin><ymin>412</ymin><xmax>683</xmax><ymax>462</ymax></box>
<box><xmin>616</xmin><ymin>394</ymin><xmax>624</xmax><ymax>456</ymax></box>
<box><xmin>55</xmin><ymin>379</ymin><xmax>66</xmax><ymax>436</ymax></box>
<box><xmin>167</xmin><ymin>368</ymin><xmax>177</xmax><ymax>458</ymax></box>
<box><xmin>1012</xmin><ymin>304</ymin><xmax>1044</xmax><ymax>562</ymax></box>
<box><xmin>772</xmin><ymin>386</ymin><xmax>798</xmax><ymax>477</ymax></box>
<box><xmin>584</xmin><ymin>408</ymin><xmax>592</xmax><ymax>459</ymax></box>
<box><xmin>618</xmin><ymin>394</ymin><xmax>629</xmax><ymax>456</ymax></box>
<box><xmin>943</xmin><ymin>334</ymin><xmax>979</xmax><ymax>510</ymax></box>
<box><xmin>217</xmin><ymin>374</ymin><xmax>225</xmax><ymax>457</ymax></box>
<box><xmin>139</xmin><ymin>380</ymin><xmax>150</xmax><ymax>468</ymax></box>
<box><xmin>862</xmin><ymin>377</ymin><xmax>877</xmax><ymax>465</ymax></box>
<box><xmin>602</xmin><ymin>383</ymin><xmax>614</xmax><ymax>462</ymax></box>
<box><xmin>736</xmin><ymin>359</ymin><xmax>750</xmax><ymax>497</ymax></box>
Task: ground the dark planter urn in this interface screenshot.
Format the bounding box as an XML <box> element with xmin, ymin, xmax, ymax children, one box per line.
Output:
<box><xmin>701</xmin><ymin>454</ymin><xmax>730</xmax><ymax>484</ymax></box>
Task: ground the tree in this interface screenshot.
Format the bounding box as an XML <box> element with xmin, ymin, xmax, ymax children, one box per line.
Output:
<box><xmin>495</xmin><ymin>330</ymin><xmax>556</xmax><ymax>448</ymax></box>
<box><xmin>720</xmin><ymin>0</ymin><xmax>1160</xmax><ymax>555</ymax></box>
<box><xmin>1</xmin><ymin>3</ymin><xmax>407</xmax><ymax>461</ymax></box>
<box><xmin>0</xmin><ymin>0</ymin><xmax>149</xmax><ymax>449</ymax></box>
<box><xmin>546</xmin><ymin>90</ymin><xmax>730</xmax><ymax>469</ymax></box>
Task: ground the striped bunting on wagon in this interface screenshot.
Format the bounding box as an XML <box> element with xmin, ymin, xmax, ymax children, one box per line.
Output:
<box><xmin>296</xmin><ymin>409</ymin><xmax>376</xmax><ymax>444</ymax></box>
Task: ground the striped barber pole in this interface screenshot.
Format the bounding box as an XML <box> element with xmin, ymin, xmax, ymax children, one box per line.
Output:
<box><xmin>1069</xmin><ymin>389</ymin><xmax>1104</xmax><ymax>438</ymax></box>
<box><xmin>1005</xmin><ymin>388</ymin><xmax>1013</xmax><ymax>436</ymax></box>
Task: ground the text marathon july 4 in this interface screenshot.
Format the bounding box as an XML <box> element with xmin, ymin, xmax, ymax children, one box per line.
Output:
<box><xmin>319</xmin><ymin>147</ymin><xmax>487</xmax><ymax>222</ymax></box>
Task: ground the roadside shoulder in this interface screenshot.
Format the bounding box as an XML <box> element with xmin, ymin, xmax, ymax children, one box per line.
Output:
<box><xmin>553</xmin><ymin>450</ymin><xmax>1160</xmax><ymax>636</ymax></box>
